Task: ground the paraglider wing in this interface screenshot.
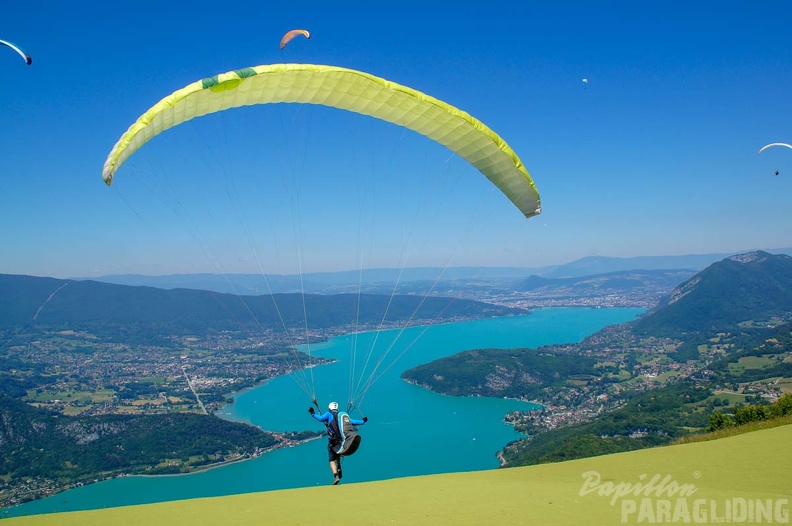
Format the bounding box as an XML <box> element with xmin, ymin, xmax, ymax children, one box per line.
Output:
<box><xmin>758</xmin><ymin>143</ymin><xmax>792</xmax><ymax>155</ymax></box>
<box><xmin>101</xmin><ymin>64</ymin><xmax>541</xmax><ymax>218</ymax></box>
<box><xmin>280</xmin><ymin>29</ymin><xmax>310</xmax><ymax>50</ymax></box>
<box><xmin>0</xmin><ymin>39</ymin><xmax>32</xmax><ymax>65</ymax></box>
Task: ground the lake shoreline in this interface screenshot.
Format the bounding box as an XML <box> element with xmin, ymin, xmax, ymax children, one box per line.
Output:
<box><xmin>5</xmin><ymin>308</ymin><xmax>644</xmax><ymax>518</ymax></box>
<box><xmin>130</xmin><ymin>434</ymin><xmax>324</xmax><ymax>479</ymax></box>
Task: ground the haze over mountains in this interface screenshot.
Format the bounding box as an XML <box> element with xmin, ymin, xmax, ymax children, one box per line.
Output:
<box><xmin>77</xmin><ymin>248</ymin><xmax>792</xmax><ymax>295</ymax></box>
<box><xmin>6</xmin><ymin>250</ymin><xmax>791</xmax><ymax>338</ymax></box>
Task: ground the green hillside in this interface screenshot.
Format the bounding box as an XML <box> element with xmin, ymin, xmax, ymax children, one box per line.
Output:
<box><xmin>0</xmin><ymin>274</ymin><xmax>523</xmax><ymax>338</ymax></box>
<box><xmin>5</xmin><ymin>423</ymin><xmax>790</xmax><ymax>525</ymax></box>
<box><xmin>635</xmin><ymin>251</ymin><xmax>792</xmax><ymax>335</ymax></box>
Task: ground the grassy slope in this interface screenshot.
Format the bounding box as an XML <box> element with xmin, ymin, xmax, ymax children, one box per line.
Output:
<box><xmin>7</xmin><ymin>423</ymin><xmax>791</xmax><ymax>526</ymax></box>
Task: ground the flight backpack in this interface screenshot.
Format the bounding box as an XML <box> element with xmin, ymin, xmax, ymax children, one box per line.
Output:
<box><xmin>328</xmin><ymin>410</ymin><xmax>362</xmax><ymax>457</ymax></box>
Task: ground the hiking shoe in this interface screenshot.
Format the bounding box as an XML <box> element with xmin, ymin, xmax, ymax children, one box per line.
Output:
<box><xmin>332</xmin><ymin>474</ymin><xmax>341</xmax><ymax>485</ymax></box>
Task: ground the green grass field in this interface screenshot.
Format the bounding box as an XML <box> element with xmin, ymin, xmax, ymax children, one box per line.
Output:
<box><xmin>6</xmin><ymin>424</ymin><xmax>791</xmax><ymax>526</ymax></box>
<box><xmin>711</xmin><ymin>390</ymin><xmax>747</xmax><ymax>406</ymax></box>
<box><xmin>726</xmin><ymin>355</ymin><xmax>783</xmax><ymax>378</ymax></box>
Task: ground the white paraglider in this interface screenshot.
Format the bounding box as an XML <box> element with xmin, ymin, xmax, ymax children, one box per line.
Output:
<box><xmin>758</xmin><ymin>143</ymin><xmax>792</xmax><ymax>155</ymax></box>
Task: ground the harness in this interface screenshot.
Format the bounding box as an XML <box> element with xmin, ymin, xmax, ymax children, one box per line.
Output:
<box><xmin>326</xmin><ymin>410</ymin><xmax>343</xmax><ymax>442</ymax></box>
<box><xmin>326</xmin><ymin>410</ymin><xmax>362</xmax><ymax>456</ymax></box>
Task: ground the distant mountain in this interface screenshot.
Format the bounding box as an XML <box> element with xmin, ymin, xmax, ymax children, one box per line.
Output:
<box><xmin>539</xmin><ymin>254</ymin><xmax>723</xmax><ymax>278</ymax></box>
<box><xmin>79</xmin><ymin>248</ymin><xmax>792</xmax><ymax>293</ymax></box>
<box><xmin>540</xmin><ymin>248</ymin><xmax>792</xmax><ymax>279</ymax></box>
<box><xmin>515</xmin><ymin>269</ymin><xmax>695</xmax><ymax>294</ymax></box>
<box><xmin>635</xmin><ymin>251</ymin><xmax>792</xmax><ymax>335</ymax></box>
<box><xmin>78</xmin><ymin>267</ymin><xmax>550</xmax><ymax>295</ymax></box>
<box><xmin>0</xmin><ymin>274</ymin><xmax>524</xmax><ymax>340</ymax></box>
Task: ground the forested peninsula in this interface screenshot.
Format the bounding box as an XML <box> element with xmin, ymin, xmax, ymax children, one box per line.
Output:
<box><xmin>0</xmin><ymin>395</ymin><xmax>322</xmax><ymax>508</ymax></box>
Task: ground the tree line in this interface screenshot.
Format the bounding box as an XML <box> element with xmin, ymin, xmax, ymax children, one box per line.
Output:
<box><xmin>706</xmin><ymin>393</ymin><xmax>792</xmax><ymax>431</ymax></box>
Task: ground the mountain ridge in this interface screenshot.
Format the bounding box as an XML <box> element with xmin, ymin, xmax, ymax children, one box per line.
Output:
<box><xmin>635</xmin><ymin>250</ymin><xmax>792</xmax><ymax>334</ymax></box>
<box><xmin>0</xmin><ymin>274</ymin><xmax>524</xmax><ymax>339</ymax></box>
<box><xmin>72</xmin><ymin>247</ymin><xmax>792</xmax><ymax>293</ymax></box>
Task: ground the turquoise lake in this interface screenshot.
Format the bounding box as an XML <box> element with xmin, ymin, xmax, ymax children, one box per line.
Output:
<box><xmin>5</xmin><ymin>307</ymin><xmax>643</xmax><ymax>518</ymax></box>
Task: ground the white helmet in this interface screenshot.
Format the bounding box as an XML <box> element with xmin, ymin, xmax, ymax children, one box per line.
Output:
<box><xmin>328</xmin><ymin>402</ymin><xmax>339</xmax><ymax>411</ymax></box>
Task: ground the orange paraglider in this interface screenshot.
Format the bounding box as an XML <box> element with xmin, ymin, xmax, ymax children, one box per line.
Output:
<box><xmin>280</xmin><ymin>29</ymin><xmax>310</xmax><ymax>50</ymax></box>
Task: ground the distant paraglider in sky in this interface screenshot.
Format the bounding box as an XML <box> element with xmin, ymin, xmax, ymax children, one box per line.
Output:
<box><xmin>757</xmin><ymin>143</ymin><xmax>790</xmax><ymax>177</ymax></box>
<box><xmin>758</xmin><ymin>142</ymin><xmax>792</xmax><ymax>155</ymax></box>
<box><xmin>0</xmin><ymin>39</ymin><xmax>32</xmax><ymax>65</ymax></box>
<box><xmin>280</xmin><ymin>29</ymin><xmax>310</xmax><ymax>50</ymax></box>
<box><xmin>581</xmin><ymin>78</ymin><xmax>588</xmax><ymax>89</ymax></box>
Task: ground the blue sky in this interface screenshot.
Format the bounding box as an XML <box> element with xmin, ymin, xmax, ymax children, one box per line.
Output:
<box><xmin>2</xmin><ymin>1</ymin><xmax>792</xmax><ymax>278</ymax></box>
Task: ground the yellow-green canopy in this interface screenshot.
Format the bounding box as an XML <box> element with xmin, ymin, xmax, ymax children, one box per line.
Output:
<box><xmin>102</xmin><ymin>64</ymin><xmax>541</xmax><ymax>218</ymax></box>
